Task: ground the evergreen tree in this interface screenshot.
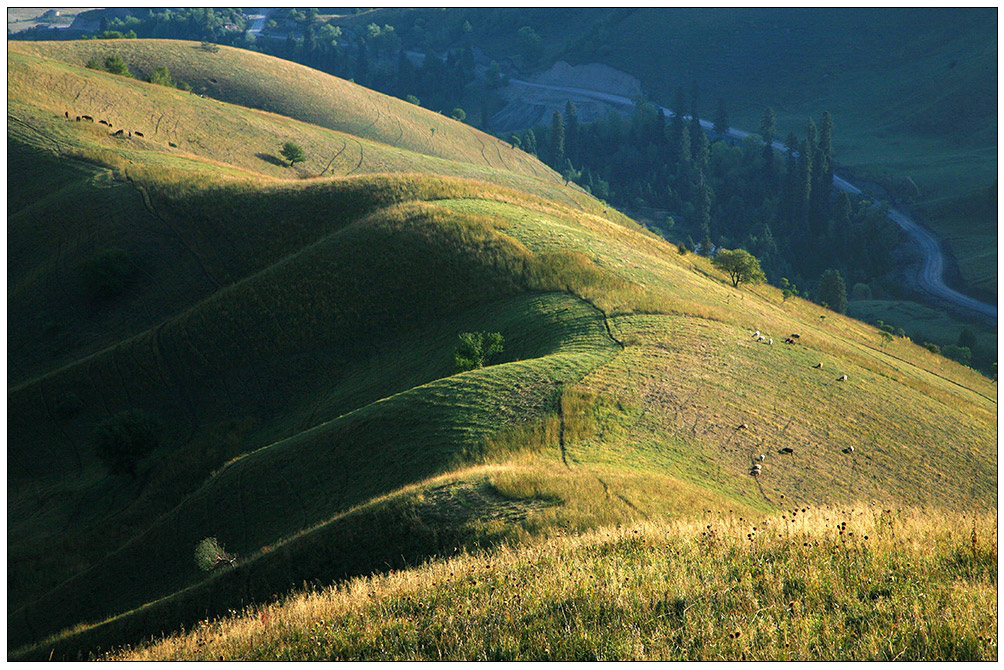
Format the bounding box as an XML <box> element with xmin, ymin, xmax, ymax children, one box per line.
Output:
<box><xmin>356</xmin><ymin>38</ymin><xmax>370</xmax><ymax>85</ymax></box>
<box><xmin>695</xmin><ymin>170</ymin><xmax>713</xmax><ymax>239</ymax></box>
<box><xmin>564</xmin><ymin>100</ymin><xmax>579</xmax><ymax>164</ymax></box>
<box><xmin>550</xmin><ymin>110</ymin><xmax>565</xmax><ymax>168</ymax></box>
<box><xmin>818</xmin><ymin>111</ymin><xmax>834</xmax><ymax>157</ymax></box>
<box><xmin>758</xmin><ymin>107</ymin><xmax>776</xmax><ymax>146</ymax></box>
<box><xmin>692</xmin><ymin>127</ymin><xmax>710</xmax><ymax>172</ymax></box>
<box><xmin>796</xmin><ymin>138</ymin><xmax>813</xmax><ymax>234</ymax></box>
<box><xmin>713</xmin><ymin>98</ymin><xmax>729</xmax><ymax>136</ymax></box>
<box><xmin>833</xmin><ymin>190</ymin><xmax>852</xmax><ymax>256</ymax></box>
<box><xmin>524</xmin><ymin>128</ymin><xmax>538</xmax><ymax>156</ymax></box>
<box><xmin>690</xmin><ymin>79</ymin><xmax>701</xmax><ymax>114</ymax></box>
<box><xmin>689</xmin><ymin>111</ymin><xmax>704</xmax><ymax>163</ymax></box>
<box><xmin>668</xmin><ymin>88</ymin><xmax>689</xmax><ymax>165</ymax></box>
<box><xmin>817</xmin><ymin>268</ymin><xmax>848</xmax><ymax>313</ymax></box>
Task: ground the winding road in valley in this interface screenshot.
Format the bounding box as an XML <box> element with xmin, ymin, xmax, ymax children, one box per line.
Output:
<box><xmin>510</xmin><ymin>78</ymin><xmax>997</xmax><ymax>323</ymax></box>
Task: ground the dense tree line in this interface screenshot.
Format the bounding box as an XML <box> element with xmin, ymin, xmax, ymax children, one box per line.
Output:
<box><xmin>519</xmin><ymin>92</ymin><xmax>903</xmax><ymax>304</ymax></box>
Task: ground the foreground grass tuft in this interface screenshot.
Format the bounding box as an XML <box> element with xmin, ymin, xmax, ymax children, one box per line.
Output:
<box><xmin>109</xmin><ymin>506</ymin><xmax>996</xmax><ymax>661</ymax></box>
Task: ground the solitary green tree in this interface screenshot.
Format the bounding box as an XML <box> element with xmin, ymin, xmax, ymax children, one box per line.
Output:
<box><xmin>454</xmin><ymin>331</ymin><xmax>504</xmax><ymax>373</ymax></box>
<box><xmin>817</xmin><ymin>268</ymin><xmax>848</xmax><ymax>314</ymax></box>
<box><xmin>280</xmin><ymin>141</ymin><xmax>306</xmax><ymax>166</ymax></box>
<box><xmin>564</xmin><ymin>100</ymin><xmax>579</xmax><ymax>163</ymax></box>
<box><xmin>194</xmin><ymin>537</ymin><xmax>236</xmax><ymax>572</ymax></box>
<box><xmin>93</xmin><ymin>409</ymin><xmax>163</xmax><ymax>478</ymax></box>
<box><xmin>451</xmin><ymin>107</ymin><xmax>466</xmax><ymax>122</ymax></box>
<box><xmin>550</xmin><ymin>110</ymin><xmax>565</xmax><ymax>168</ymax></box>
<box><xmin>712</xmin><ymin>249</ymin><xmax>767</xmax><ymax>287</ymax></box>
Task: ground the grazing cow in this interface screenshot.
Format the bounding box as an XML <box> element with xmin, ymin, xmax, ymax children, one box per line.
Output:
<box><xmin>779</xmin><ymin>447</ymin><xmax>794</xmax><ymax>455</ymax></box>
<box><xmin>134</xmin><ymin>131</ymin><xmax>144</xmax><ymax>137</ymax></box>
<box><xmin>737</xmin><ymin>423</ymin><xmax>748</xmax><ymax>430</ymax></box>
<box><xmin>99</xmin><ymin>120</ymin><xmax>108</xmax><ymax>126</ymax></box>
<box><xmin>813</xmin><ymin>363</ymin><xmax>823</xmax><ymax>369</ymax></box>
<box><xmin>842</xmin><ymin>446</ymin><xmax>855</xmax><ymax>454</ymax></box>
<box><xmin>75</xmin><ymin>116</ymin><xmax>80</xmax><ymax>121</ymax></box>
<box><xmin>112</xmin><ymin>129</ymin><xmax>124</xmax><ymax>136</ymax></box>
<box><xmin>790</xmin><ymin>334</ymin><xmax>800</xmax><ymax>339</ymax></box>
<box><xmin>837</xmin><ymin>374</ymin><xmax>847</xmax><ymax>381</ymax></box>
<box><xmin>128</xmin><ymin>131</ymin><xmax>132</xmax><ymax>138</ymax></box>
<box><xmin>82</xmin><ymin>115</ymin><xmax>93</xmax><ymax>121</ymax></box>
<box><xmin>65</xmin><ymin>111</ymin><xmax>69</xmax><ymax>118</ymax></box>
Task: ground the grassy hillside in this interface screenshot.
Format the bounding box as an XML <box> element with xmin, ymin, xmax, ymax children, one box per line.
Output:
<box><xmin>7</xmin><ymin>40</ymin><xmax>996</xmax><ymax>660</ymax></box>
<box><xmin>111</xmin><ymin>506</ymin><xmax>998</xmax><ymax>661</ymax></box>
<box><xmin>8</xmin><ymin>39</ymin><xmax>556</xmax><ymax>182</ymax></box>
<box><xmin>561</xmin><ymin>7</ymin><xmax>997</xmax><ymax>295</ymax></box>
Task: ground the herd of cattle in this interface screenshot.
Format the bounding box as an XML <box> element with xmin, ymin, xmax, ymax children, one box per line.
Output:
<box><xmin>66</xmin><ymin>110</ymin><xmax>144</xmax><ymax>137</ymax></box>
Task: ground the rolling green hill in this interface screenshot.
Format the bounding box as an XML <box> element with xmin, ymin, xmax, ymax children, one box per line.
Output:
<box><xmin>7</xmin><ymin>40</ymin><xmax>996</xmax><ymax>660</ymax></box>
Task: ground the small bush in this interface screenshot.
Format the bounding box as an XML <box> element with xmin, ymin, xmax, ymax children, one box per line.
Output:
<box><xmin>103</xmin><ymin>54</ymin><xmax>130</xmax><ymax>76</ymax></box>
<box><xmin>194</xmin><ymin>537</ymin><xmax>235</xmax><ymax>572</ymax></box>
<box><xmin>851</xmin><ymin>282</ymin><xmax>872</xmax><ymax>300</ymax></box>
<box><xmin>454</xmin><ymin>331</ymin><xmax>504</xmax><ymax>373</ymax></box>
<box><xmin>941</xmin><ymin>345</ymin><xmax>972</xmax><ymax>365</ymax></box>
<box><xmin>92</xmin><ymin>409</ymin><xmax>163</xmax><ymax>477</ymax></box>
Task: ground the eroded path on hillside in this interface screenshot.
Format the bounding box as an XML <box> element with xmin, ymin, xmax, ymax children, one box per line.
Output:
<box><xmin>509</xmin><ymin>78</ymin><xmax>997</xmax><ymax>325</ymax></box>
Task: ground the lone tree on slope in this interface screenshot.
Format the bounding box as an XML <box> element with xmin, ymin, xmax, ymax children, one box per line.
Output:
<box><xmin>712</xmin><ymin>248</ymin><xmax>767</xmax><ymax>288</ymax></box>
<box><xmin>280</xmin><ymin>141</ymin><xmax>306</xmax><ymax>167</ymax></box>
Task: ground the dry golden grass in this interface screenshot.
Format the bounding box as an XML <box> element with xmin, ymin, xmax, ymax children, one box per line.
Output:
<box><xmin>108</xmin><ymin>505</ymin><xmax>997</xmax><ymax>661</ymax></box>
<box><xmin>7</xmin><ymin>39</ymin><xmax>555</xmax><ymax>181</ymax></box>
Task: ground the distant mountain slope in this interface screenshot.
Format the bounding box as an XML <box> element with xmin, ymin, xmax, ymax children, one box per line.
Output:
<box><xmin>7</xmin><ymin>39</ymin><xmax>996</xmax><ymax>660</ymax></box>
<box><xmin>562</xmin><ymin>7</ymin><xmax>997</xmax><ymax>294</ymax></box>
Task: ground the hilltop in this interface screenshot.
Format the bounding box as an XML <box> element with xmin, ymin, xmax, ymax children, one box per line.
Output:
<box><xmin>7</xmin><ymin>39</ymin><xmax>996</xmax><ymax>660</ymax></box>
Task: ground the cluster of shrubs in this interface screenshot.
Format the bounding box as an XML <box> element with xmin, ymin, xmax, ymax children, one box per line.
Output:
<box><xmin>85</xmin><ymin>53</ymin><xmax>191</xmax><ymax>92</ymax></box>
